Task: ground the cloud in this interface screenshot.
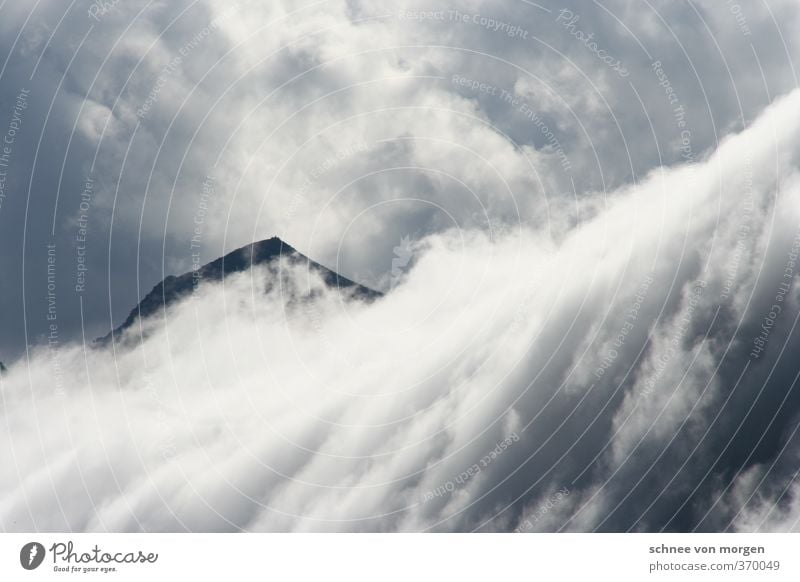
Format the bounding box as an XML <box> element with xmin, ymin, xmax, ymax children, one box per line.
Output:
<box><xmin>2</xmin><ymin>85</ymin><xmax>800</xmax><ymax>531</ymax></box>
<box><xmin>1</xmin><ymin>0</ymin><xmax>799</xmax><ymax>362</ymax></box>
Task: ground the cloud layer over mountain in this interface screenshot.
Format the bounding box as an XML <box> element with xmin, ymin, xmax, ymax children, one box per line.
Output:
<box><xmin>3</xmin><ymin>87</ymin><xmax>800</xmax><ymax>531</ymax></box>
<box><xmin>1</xmin><ymin>0</ymin><xmax>799</xmax><ymax>531</ymax></box>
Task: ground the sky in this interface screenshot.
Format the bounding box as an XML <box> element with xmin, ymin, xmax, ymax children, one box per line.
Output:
<box><xmin>1</xmin><ymin>0</ymin><xmax>800</xmax><ymax>532</ymax></box>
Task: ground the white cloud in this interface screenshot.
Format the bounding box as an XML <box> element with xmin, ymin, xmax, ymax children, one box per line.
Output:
<box><xmin>2</xmin><ymin>85</ymin><xmax>800</xmax><ymax>531</ymax></box>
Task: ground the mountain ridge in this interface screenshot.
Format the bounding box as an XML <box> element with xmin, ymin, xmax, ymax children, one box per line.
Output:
<box><xmin>97</xmin><ymin>236</ymin><xmax>380</xmax><ymax>344</ymax></box>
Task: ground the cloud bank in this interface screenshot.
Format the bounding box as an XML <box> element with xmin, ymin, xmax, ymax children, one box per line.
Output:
<box><xmin>2</xmin><ymin>83</ymin><xmax>800</xmax><ymax>531</ymax></box>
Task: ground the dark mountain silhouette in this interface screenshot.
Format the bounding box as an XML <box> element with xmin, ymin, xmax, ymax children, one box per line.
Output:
<box><xmin>97</xmin><ymin>237</ymin><xmax>380</xmax><ymax>345</ymax></box>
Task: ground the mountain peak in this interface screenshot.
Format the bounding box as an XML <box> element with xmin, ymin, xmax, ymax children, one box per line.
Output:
<box><xmin>97</xmin><ymin>237</ymin><xmax>379</xmax><ymax>345</ymax></box>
